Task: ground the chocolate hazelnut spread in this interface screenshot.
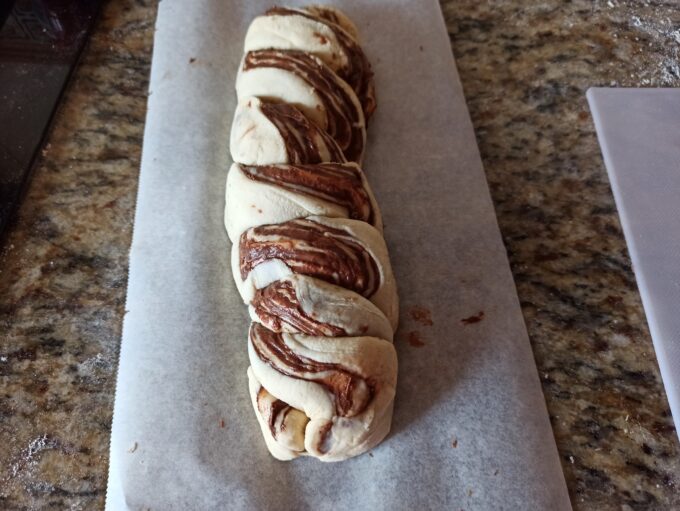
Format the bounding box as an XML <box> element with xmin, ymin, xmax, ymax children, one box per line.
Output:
<box><xmin>239</xmin><ymin>162</ymin><xmax>375</xmax><ymax>224</ymax></box>
<box><xmin>259</xmin><ymin>101</ymin><xmax>346</xmax><ymax>164</ymax></box>
<box><xmin>243</xmin><ymin>49</ymin><xmax>364</xmax><ymax>162</ymax></box>
<box><xmin>250</xmin><ymin>323</ymin><xmax>374</xmax><ymax>417</ymax></box>
<box><xmin>252</xmin><ymin>280</ymin><xmax>347</xmax><ymax>337</ymax></box>
<box><xmin>256</xmin><ymin>386</ymin><xmax>292</xmax><ymax>438</ymax></box>
<box><xmin>239</xmin><ymin>218</ymin><xmax>380</xmax><ymax>298</ymax></box>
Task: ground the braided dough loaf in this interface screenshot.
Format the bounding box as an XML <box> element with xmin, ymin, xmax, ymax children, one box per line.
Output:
<box><xmin>227</xmin><ymin>5</ymin><xmax>398</xmax><ymax>462</ymax></box>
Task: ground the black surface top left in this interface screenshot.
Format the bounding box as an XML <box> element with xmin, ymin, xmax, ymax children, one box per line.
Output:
<box><xmin>0</xmin><ymin>0</ymin><xmax>102</xmax><ymax>242</ymax></box>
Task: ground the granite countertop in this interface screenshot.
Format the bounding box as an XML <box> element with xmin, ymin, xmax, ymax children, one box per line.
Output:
<box><xmin>1</xmin><ymin>0</ymin><xmax>679</xmax><ymax>509</ymax></box>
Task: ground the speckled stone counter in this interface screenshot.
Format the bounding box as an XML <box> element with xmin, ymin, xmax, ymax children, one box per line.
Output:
<box><xmin>1</xmin><ymin>0</ymin><xmax>678</xmax><ymax>509</ymax></box>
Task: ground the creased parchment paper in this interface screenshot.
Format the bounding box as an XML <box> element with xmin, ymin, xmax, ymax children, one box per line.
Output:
<box><xmin>106</xmin><ymin>1</ymin><xmax>571</xmax><ymax>509</ymax></box>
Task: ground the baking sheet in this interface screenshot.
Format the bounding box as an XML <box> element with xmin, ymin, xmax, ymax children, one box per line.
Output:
<box><xmin>105</xmin><ymin>0</ymin><xmax>571</xmax><ymax>509</ymax></box>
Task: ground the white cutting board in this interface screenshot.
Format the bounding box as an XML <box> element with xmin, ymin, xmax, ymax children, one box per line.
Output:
<box><xmin>588</xmin><ymin>87</ymin><xmax>680</xmax><ymax>439</ymax></box>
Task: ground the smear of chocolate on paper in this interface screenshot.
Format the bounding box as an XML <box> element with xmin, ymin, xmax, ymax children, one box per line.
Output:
<box><xmin>461</xmin><ymin>311</ymin><xmax>485</xmax><ymax>325</ymax></box>
<box><xmin>407</xmin><ymin>331</ymin><xmax>426</xmax><ymax>348</ymax></box>
<box><xmin>409</xmin><ymin>306</ymin><xmax>433</xmax><ymax>326</ymax></box>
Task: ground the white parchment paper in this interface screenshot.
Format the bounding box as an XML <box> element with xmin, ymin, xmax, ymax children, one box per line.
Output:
<box><xmin>106</xmin><ymin>0</ymin><xmax>571</xmax><ymax>509</ymax></box>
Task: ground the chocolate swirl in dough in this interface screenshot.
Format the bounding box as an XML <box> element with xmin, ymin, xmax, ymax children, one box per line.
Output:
<box><xmin>241</xmin><ymin>163</ymin><xmax>375</xmax><ymax>224</ymax></box>
<box><xmin>232</xmin><ymin>216</ymin><xmax>399</xmax><ymax>337</ymax></box>
<box><xmin>246</xmin><ymin>326</ymin><xmax>397</xmax><ymax>461</ymax></box>
<box><xmin>230</xmin><ymin>96</ymin><xmax>346</xmax><ymax>166</ymax></box>
<box><xmin>249</xmin><ymin>275</ymin><xmax>393</xmax><ymax>342</ymax></box>
<box><xmin>240</xmin><ymin>49</ymin><xmax>365</xmax><ymax>162</ymax></box>
<box><xmin>249</xmin><ymin>275</ymin><xmax>394</xmax><ymax>341</ymax></box>
<box><xmin>245</xmin><ymin>6</ymin><xmax>376</xmax><ymax>119</ymax></box>
<box><xmin>239</xmin><ymin>218</ymin><xmax>380</xmax><ymax>298</ymax></box>
<box><xmin>260</xmin><ymin>101</ymin><xmax>347</xmax><ymax>164</ymax></box>
<box><xmin>252</xmin><ymin>279</ymin><xmax>347</xmax><ymax>337</ymax></box>
<box><xmin>224</xmin><ymin>161</ymin><xmax>382</xmax><ymax>243</ymax></box>
<box><xmin>250</xmin><ymin>322</ymin><xmax>373</xmax><ymax>418</ymax></box>
<box><xmin>254</xmin><ymin>383</ymin><xmax>308</xmax><ymax>453</ymax></box>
